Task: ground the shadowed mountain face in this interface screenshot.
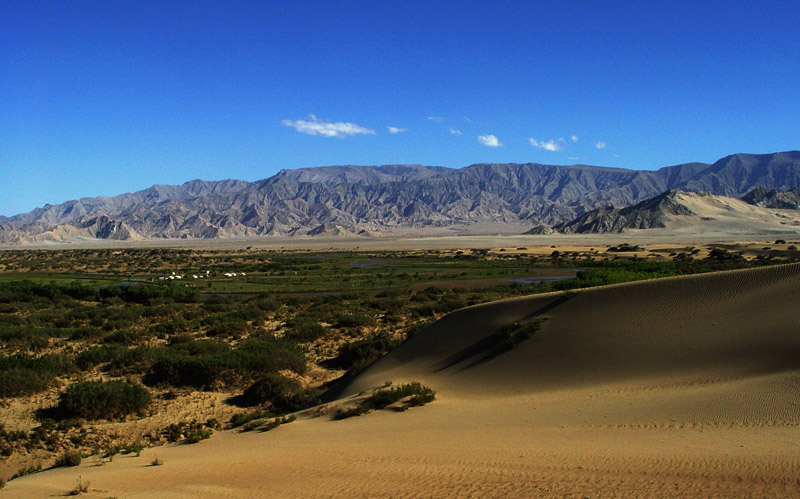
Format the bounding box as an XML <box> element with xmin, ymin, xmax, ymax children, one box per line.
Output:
<box><xmin>550</xmin><ymin>190</ymin><xmax>697</xmax><ymax>234</ymax></box>
<box><xmin>2</xmin><ymin>152</ymin><xmax>800</xmax><ymax>243</ymax></box>
<box><xmin>547</xmin><ymin>186</ymin><xmax>800</xmax><ymax>235</ymax></box>
<box><xmin>741</xmin><ymin>186</ymin><xmax>800</xmax><ymax>210</ymax></box>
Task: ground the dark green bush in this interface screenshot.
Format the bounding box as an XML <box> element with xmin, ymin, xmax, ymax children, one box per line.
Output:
<box><xmin>53</xmin><ymin>452</ymin><xmax>81</xmax><ymax>468</ymax></box>
<box><xmin>283</xmin><ymin>317</ymin><xmax>328</xmax><ymax>343</ymax></box>
<box><xmin>99</xmin><ymin>285</ymin><xmax>199</xmax><ymax>304</ymax></box>
<box><xmin>335</xmin><ymin>382</ymin><xmax>435</xmax><ymax>420</ymax></box>
<box><xmin>336</xmin><ymin>313</ymin><xmax>377</xmax><ymax>328</ymax></box>
<box><xmin>56</xmin><ymin>381</ymin><xmax>151</xmax><ymax>420</ymax></box>
<box><xmin>0</xmin><ymin>354</ymin><xmax>74</xmax><ymax>398</ymax></box>
<box><xmin>496</xmin><ymin>320</ymin><xmax>543</xmax><ymax>349</ymax></box>
<box><xmin>233</xmin><ymin>373</ymin><xmax>303</xmax><ymax>410</ymax></box>
<box><xmin>185</xmin><ymin>428</ymin><xmax>212</xmax><ymax>443</ymax></box>
<box><xmin>242</xmin><ymin>414</ymin><xmax>296</xmax><ymax>432</ymax></box>
<box><xmin>333</xmin><ymin>335</ymin><xmax>399</xmax><ymax>372</ymax></box>
<box><xmin>163</xmin><ymin>420</ymin><xmax>212</xmax><ymax>443</ymax></box>
<box><xmin>230</xmin><ymin>409</ymin><xmax>273</xmax><ymax>428</ymax></box>
<box><xmin>145</xmin><ymin>337</ymin><xmax>306</xmax><ymax>389</ymax></box>
<box><xmin>103</xmin><ymin>330</ymin><xmax>140</xmax><ymax>345</ymax></box>
<box><xmin>75</xmin><ymin>345</ymin><xmax>130</xmax><ymax>370</ymax></box>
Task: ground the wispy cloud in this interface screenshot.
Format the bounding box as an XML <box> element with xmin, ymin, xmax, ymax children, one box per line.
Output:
<box><xmin>477</xmin><ymin>134</ymin><xmax>502</xmax><ymax>147</ymax></box>
<box><xmin>427</xmin><ymin>116</ymin><xmax>443</xmax><ymax>122</ymax></box>
<box><xmin>528</xmin><ymin>138</ymin><xmax>564</xmax><ymax>151</ymax></box>
<box><xmin>449</xmin><ymin>128</ymin><xmax>462</xmax><ymax>135</ymax></box>
<box><xmin>571</xmin><ymin>135</ymin><xmax>579</xmax><ymax>143</ymax></box>
<box><xmin>595</xmin><ymin>141</ymin><xmax>607</xmax><ymax>149</ymax></box>
<box><xmin>282</xmin><ymin>115</ymin><xmax>375</xmax><ymax>138</ymax></box>
<box><xmin>387</xmin><ymin>126</ymin><xmax>406</xmax><ymax>134</ymax></box>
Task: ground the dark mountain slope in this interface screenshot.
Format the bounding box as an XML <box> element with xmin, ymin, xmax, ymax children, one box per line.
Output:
<box><xmin>2</xmin><ymin>152</ymin><xmax>799</xmax><ymax>243</ymax></box>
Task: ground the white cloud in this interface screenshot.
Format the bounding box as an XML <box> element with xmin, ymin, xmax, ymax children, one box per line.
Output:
<box><xmin>528</xmin><ymin>138</ymin><xmax>564</xmax><ymax>151</ymax></box>
<box><xmin>595</xmin><ymin>141</ymin><xmax>607</xmax><ymax>149</ymax></box>
<box><xmin>571</xmin><ymin>135</ymin><xmax>579</xmax><ymax>143</ymax></box>
<box><xmin>427</xmin><ymin>116</ymin><xmax>443</xmax><ymax>122</ymax></box>
<box><xmin>477</xmin><ymin>134</ymin><xmax>502</xmax><ymax>147</ymax></box>
<box><xmin>281</xmin><ymin>114</ymin><xmax>375</xmax><ymax>138</ymax></box>
<box><xmin>449</xmin><ymin>128</ymin><xmax>462</xmax><ymax>135</ymax></box>
<box><xmin>387</xmin><ymin>126</ymin><xmax>406</xmax><ymax>134</ymax></box>
<box><xmin>568</xmin><ymin>156</ymin><xmax>580</xmax><ymax>160</ymax></box>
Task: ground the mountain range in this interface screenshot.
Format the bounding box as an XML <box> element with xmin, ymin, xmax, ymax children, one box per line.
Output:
<box><xmin>2</xmin><ymin>151</ymin><xmax>800</xmax><ymax>243</ymax></box>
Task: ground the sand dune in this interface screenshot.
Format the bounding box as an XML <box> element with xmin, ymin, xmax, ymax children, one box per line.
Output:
<box><xmin>345</xmin><ymin>262</ymin><xmax>800</xmax><ymax>397</ymax></box>
<box><xmin>8</xmin><ymin>264</ymin><xmax>800</xmax><ymax>497</ymax></box>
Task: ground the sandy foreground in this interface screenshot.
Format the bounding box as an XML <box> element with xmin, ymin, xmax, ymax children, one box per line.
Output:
<box><xmin>6</xmin><ymin>264</ymin><xmax>800</xmax><ymax>498</ymax></box>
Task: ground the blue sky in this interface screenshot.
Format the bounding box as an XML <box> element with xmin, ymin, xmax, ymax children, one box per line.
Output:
<box><xmin>2</xmin><ymin>1</ymin><xmax>799</xmax><ymax>216</ymax></box>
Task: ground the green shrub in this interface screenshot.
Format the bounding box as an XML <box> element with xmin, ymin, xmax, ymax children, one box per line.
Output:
<box><xmin>230</xmin><ymin>409</ymin><xmax>274</xmax><ymax>428</ymax></box>
<box><xmin>336</xmin><ymin>313</ymin><xmax>377</xmax><ymax>328</ymax></box>
<box><xmin>233</xmin><ymin>373</ymin><xmax>303</xmax><ymax>410</ymax></box>
<box><xmin>145</xmin><ymin>337</ymin><xmax>305</xmax><ymax>390</ymax></box>
<box><xmin>335</xmin><ymin>382</ymin><xmax>435</xmax><ymax>420</ymax></box>
<box><xmin>0</xmin><ymin>354</ymin><xmax>74</xmax><ymax>398</ymax></box>
<box><xmin>53</xmin><ymin>452</ymin><xmax>81</xmax><ymax>468</ymax></box>
<box><xmin>283</xmin><ymin>317</ymin><xmax>328</xmax><ymax>343</ymax></box>
<box><xmin>243</xmin><ymin>414</ymin><xmax>296</xmax><ymax>432</ymax></box>
<box><xmin>496</xmin><ymin>319</ymin><xmax>543</xmax><ymax>349</ymax></box>
<box><xmin>333</xmin><ymin>335</ymin><xmax>399</xmax><ymax>372</ymax></box>
<box><xmin>56</xmin><ymin>381</ymin><xmax>151</xmax><ymax>420</ymax></box>
<box><xmin>103</xmin><ymin>330</ymin><xmax>140</xmax><ymax>345</ymax></box>
<box><xmin>163</xmin><ymin>420</ymin><xmax>212</xmax><ymax>443</ymax></box>
<box><xmin>75</xmin><ymin>345</ymin><xmax>128</xmax><ymax>370</ymax></box>
<box><xmin>185</xmin><ymin>428</ymin><xmax>212</xmax><ymax>444</ymax></box>
<box><xmin>11</xmin><ymin>462</ymin><xmax>42</xmax><ymax>479</ymax></box>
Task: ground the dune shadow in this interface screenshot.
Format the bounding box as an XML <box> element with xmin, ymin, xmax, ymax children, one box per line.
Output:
<box><xmin>434</xmin><ymin>293</ymin><xmax>572</xmax><ymax>373</ymax></box>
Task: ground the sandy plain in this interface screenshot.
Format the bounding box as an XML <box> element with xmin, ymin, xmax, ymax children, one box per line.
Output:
<box><xmin>5</xmin><ymin>258</ymin><xmax>800</xmax><ymax>498</ymax></box>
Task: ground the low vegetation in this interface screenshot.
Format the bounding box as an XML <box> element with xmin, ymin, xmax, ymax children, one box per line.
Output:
<box><xmin>335</xmin><ymin>382</ymin><xmax>436</xmax><ymax>420</ymax></box>
<box><xmin>53</xmin><ymin>452</ymin><xmax>82</xmax><ymax>468</ymax></box>
<box><xmin>240</xmin><ymin>414</ymin><xmax>296</xmax><ymax>433</ymax></box>
<box><xmin>68</xmin><ymin>476</ymin><xmax>90</xmax><ymax>495</ymax></box>
<box><xmin>52</xmin><ymin>381</ymin><xmax>151</xmax><ymax>421</ymax></box>
<box><xmin>496</xmin><ymin>319</ymin><xmax>544</xmax><ymax>349</ymax></box>
<box><xmin>164</xmin><ymin>420</ymin><xmax>215</xmax><ymax>444</ymax></box>
<box><xmin>0</xmin><ymin>245</ymin><xmax>790</xmax><ymax>473</ymax></box>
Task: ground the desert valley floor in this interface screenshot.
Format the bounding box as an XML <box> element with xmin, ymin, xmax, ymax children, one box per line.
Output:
<box><xmin>5</xmin><ymin>257</ymin><xmax>800</xmax><ymax>498</ymax></box>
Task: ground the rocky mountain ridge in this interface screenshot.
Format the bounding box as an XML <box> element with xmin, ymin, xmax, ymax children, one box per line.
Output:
<box><xmin>2</xmin><ymin>151</ymin><xmax>800</xmax><ymax>243</ymax></box>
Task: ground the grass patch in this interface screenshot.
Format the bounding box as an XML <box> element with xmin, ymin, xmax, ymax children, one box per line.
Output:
<box><xmin>335</xmin><ymin>382</ymin><xmax>435</xmax><ymax>420</ymax></box>
<box><xmin>230</xmin><ymin>409</ymin><xmax>274</xmax><ymax>429</ymax></box>
<box><xmin>242</xmin><ymin>414</ymin><xmax>296</xmax><ymax>432</ymax></box>
<box><xmin>163</xmin><ymin>420</ymin><xmax>213</xmax><ymax>444</ymax></box>
<box><xmin>11</xmin><ymin>462</ymin><xmax>42</xmax><ymax>479</ymax></box>
<box><xmin>67</xmin><ymin>476</ymin><xmax>90</xmax><ymax>495</ymax></box>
